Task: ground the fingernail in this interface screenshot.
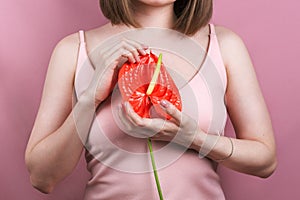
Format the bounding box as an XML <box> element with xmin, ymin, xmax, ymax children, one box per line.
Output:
<box><xmin>120</xmin><ymin>102</ymin><xmax>126</xmax><ymax>110</ymax></box>
<box><xmin>125</xmin><ymin>102</ymin><xmax>131</xmax><ymax>109</ymax></box>
<box><xmin>124</xmin><ymin>101</ymin><xmax>128</xmax><ymax>107</ymax></box>
<box><xmin>160</xmin><ymin>100</ymin><xmax>169</xmax><ymax>108</ymax></box>
<box><xmin>142</xmin><ymin>44</ymin><xmax>149</xmax><ymax>49</ymax></box>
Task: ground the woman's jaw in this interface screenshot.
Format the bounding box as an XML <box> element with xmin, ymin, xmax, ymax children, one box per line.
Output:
<box><xmin>131</xmin><ymin>0</ymin><xmax>177</xmax><ymax>28</ymax></box>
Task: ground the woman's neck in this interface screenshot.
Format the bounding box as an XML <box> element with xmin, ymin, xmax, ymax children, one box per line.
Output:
<box><xmin>132</xmin><ymin>2</ymin><xmax>177</xmax><ymax>29</ymax></box>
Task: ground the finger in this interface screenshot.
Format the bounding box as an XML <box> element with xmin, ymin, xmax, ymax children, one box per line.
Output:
<box><xmin>125</xmin><ymin>101</ymin><xmax>175</xmax><ymax>136</ymax></box>
<box><xmin>122</xmin><ymin>102</ymin><xmax>141</xmax><ymax>127</ymax></box>
<box><xmin>120</xmin><ymin>49</ymin><xmax>136</xmax><ymax>63</ymax></box>
<box><xmin>150</xmin><ymin>120</ymin><xmax>178</xmax><ymax>137</ymax></box>
<box><xmin>117</xmin><ymin>103</ymin><xmax>135</xmax><ymax>130</ymax></box>
<box><xmin>99</xmin><ymin>38</ymin><xmax>148</xmax><ymax>66</ymax></box>
<box><xmin>124</xmin><ymin>102</ymin><xmax>164</xmax><ymax>132</ymax></box>
<box><xmin>124</xmin><ymin>101</ymin><xmax>147</xmax><ymax>127</ymax></box>
<box><xmin>101</xmin><ymin>41</ymin><xmax>136</xmax><ymax>64</ymax></box>
<box><xmin>162</xmin><ymin>121</ymin><xmax>179</xmax><ymax>133</ymax></box>
<box><xmin>105</xmin><ymin>47</ymin><xmax>134</xmax><ymax>64</ymax></box>
<box><xmin>160</xmin><ymin>100</ymin><xmax>182</xmax><ymax>124</ymax></box>
<box><xmin>126</xmin><ymin>39</ymin><xmax>148</xmax><ymax>56</ymax></box>
<box><xmin>122</xmin><ymin>43</ymin><xmax>141</xmax><ymax>62</ymax></box>
<box><xmin>119</xmin><ymin>39</ymin><xmax>144</xmax><ymax>62</ymax></box>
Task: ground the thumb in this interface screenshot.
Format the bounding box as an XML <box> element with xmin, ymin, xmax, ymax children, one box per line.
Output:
<box><xmin>160</xmin><ymin>100</ymin><xmax>181</xmax><ymax>123</ymax></box>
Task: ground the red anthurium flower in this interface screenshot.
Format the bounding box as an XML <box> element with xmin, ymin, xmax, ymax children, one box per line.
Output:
<box><xmin>118</xmin><ymin>52</ymin><xmax>182</xmax><ymax>119</ymax></box>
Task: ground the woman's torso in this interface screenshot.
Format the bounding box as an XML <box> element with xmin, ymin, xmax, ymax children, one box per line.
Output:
<box><xmin>74</xmin><ymin>23</ymin><xmax>227</xmax><ymax>200</ymax></box>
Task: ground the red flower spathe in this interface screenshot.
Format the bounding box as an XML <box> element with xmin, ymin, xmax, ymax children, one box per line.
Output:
<box><xmin>118</xmin><ymin>52</ymin><xmax>182</xmax><ymax>119</ymax></box>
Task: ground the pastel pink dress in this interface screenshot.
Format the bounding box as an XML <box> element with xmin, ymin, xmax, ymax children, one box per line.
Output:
<box><xmin>74</xmin><ymin>24</ymin><xmax>228</xmax><ymax>200</ymax></box>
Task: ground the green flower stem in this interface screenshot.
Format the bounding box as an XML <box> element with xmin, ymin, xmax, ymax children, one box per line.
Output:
<box><xmin>147</xmin><ymin>138</ymin><xmax>164</xmax><ymax>200</ymax></box>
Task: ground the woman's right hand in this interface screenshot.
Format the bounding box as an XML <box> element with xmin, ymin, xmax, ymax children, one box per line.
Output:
<box><xmin>86</xmin><ymin>38</ymin><xmax>149</xmax><ymax>106</ymax></box>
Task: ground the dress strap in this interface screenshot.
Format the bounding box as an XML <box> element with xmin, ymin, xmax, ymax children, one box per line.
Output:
<box><xmin>79</xmin><ymin>30</ymin><xmax>86</xmax><ymax>44</ymax></box>
<box><xmin>209</xmin><ymin>23</ymin><xmax>216</xmax><ymax>35</ymax></box>
<box><xmin>207</xmin><ymin>23</ymin><xmax>228</xmax><ymax>89</ymax></box>
<box><xmin>75</xmin><ymin>29</ymin><xmax>95</xmax><ymax>99</ymax></box>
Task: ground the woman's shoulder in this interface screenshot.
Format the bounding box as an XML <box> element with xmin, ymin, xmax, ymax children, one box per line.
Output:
<box><xmin>213</xmin><ymin>25</ymin><xmax>250</xmax><ymax>67</ymax></box>
<box><xmin>53</xmin><ymin>33</ymin><xmax>79</xmax><ymax>55</ymax></box>
<box><xmin>50</xmin><ymin>23</ymin><xmax>113</xmax><ymax>67</ymax></box>
<box><xmin>214</xmin><ymin>25</ymin><xmax>246</xmax><ymax>48</ymax></box>
<box><xmin>55</xmin><ymin>22</ymin><xmax>112</xmax><ymax>51</ymax></box>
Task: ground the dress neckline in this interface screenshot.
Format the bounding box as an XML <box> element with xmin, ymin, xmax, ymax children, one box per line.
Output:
<box><xmin>79</xmin><ymin>24</ymin><xmax>214</xmax><ymax>89</ymax></box>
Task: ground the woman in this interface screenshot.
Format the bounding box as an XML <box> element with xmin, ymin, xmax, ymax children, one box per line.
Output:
<box><xmin>25</xmin><ymin>0</ymin><xmax>277</xmax><ymax>199</ymax></box>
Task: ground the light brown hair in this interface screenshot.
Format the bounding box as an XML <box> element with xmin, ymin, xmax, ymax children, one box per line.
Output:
<box><xmin>99</xmin><ymin>0</ymin><xmax>213</xmax><ymax>36</ymax></box>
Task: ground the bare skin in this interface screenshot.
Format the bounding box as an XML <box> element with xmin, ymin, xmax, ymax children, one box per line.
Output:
<box><xmin>25</xmin><ymin>0</ymin><xmax>277</xmax><ymax>194</ymax></box>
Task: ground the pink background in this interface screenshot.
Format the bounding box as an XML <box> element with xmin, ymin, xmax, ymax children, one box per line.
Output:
<box><xmin>1</xmin><ymin>0</ymin><xmax>299</xmax><ymax>199</ymax></box>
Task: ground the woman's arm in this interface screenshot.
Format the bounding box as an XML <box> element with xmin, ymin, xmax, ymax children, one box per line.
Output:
<box><xmin>25</xmin><ymin>32</ymin><xmax>149</xmax><ymax>193</ymax></box>
<box><xmin>220</xmin><ymin>26</ymin><xmax>277</xmax><ymax>176</ymax></box>
<box><xmin>121</xmin><ymin>26</ymin><xmax>277</xmax><ymax>178</ymax></box>
<box><xmin>25</xmin><ymin>34</ymin><xmax>90</xmax><ymax>193</ymax></box>
<box><xmin>193</xmin><ymin>26</ymin><xmax>277</xmax><ymax>177</ymax></box>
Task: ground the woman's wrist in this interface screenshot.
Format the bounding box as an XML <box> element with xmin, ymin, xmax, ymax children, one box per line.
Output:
<box><xmin>190</xmin><ymin>129</ymin><xmax>206</xmax><ymax>152</ymax></box>
<box><xmin>190</xmin><ymin>130</ymin><xmax>234</xmax><ymax>162</ymax></box>
<box><xmin>213</xmin><ymin>137</ymin><xmax>234</xmax><ymax>162</ymax></box>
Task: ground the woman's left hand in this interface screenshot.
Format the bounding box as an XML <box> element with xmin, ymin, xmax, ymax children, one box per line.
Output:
<box><xmin>119</xmin><ymin>100</ymin><xmax>200</xmax><ymax>149</ymax></box>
